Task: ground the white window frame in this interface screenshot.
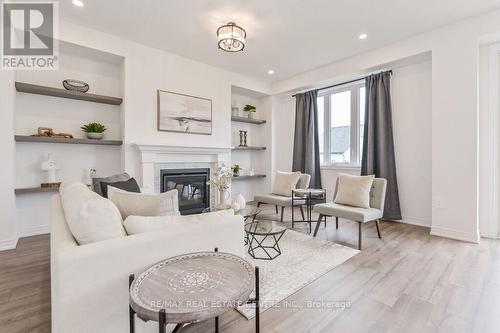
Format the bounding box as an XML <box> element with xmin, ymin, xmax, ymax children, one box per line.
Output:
<box><xmin>318</xmin><ymin>82</ymin><xmax>365</xmax><ymax>169</ymax></box>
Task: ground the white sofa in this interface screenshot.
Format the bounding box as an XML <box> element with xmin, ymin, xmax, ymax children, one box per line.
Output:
<box><xmin>51</xmin><ymin>195</ymin><xmax>245</xmax><ymax>333</ymax></box>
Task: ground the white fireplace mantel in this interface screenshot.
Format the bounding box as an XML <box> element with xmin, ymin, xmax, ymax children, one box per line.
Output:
<box><xmin>133</xmin><ymin>143</ymin><xmax>231</xmax><ymax>193</ymax></box>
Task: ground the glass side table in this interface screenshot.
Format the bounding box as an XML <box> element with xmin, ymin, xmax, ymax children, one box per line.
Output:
<box><xmin>245</xmin><ymin>220</ymin><xmax>287</xmax><ymax>260</ymax></box>
<box><xmin>291</xmin><ymin>189</ymin><xmax>327</xmax><ymax>233</ymax></box>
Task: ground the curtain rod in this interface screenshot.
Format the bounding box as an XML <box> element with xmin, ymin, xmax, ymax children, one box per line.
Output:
<box><xmin>291</xmin><ymin>70</ymin><xmax>393</xmax><ymax>97</ymax></box>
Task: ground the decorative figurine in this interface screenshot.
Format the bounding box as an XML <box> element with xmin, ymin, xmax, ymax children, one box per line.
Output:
<box><xmin>40</xmin><ymin>154</ymin><xmax>60</xmax><ymax>188</ymax></box>
<box><xmin>239</xmin><ymin>130</ymin><xmax>245</xmax><ymax>147</ymax></box>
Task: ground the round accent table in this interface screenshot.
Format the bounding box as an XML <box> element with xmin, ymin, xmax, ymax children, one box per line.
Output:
<box><xmin>129</xmin><ymin>251</ymin><xmax>260</xmax><ymax>333</ymax></box>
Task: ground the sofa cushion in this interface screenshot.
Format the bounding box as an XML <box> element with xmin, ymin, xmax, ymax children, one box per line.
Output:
<box><xmin>59</xmin><ymin>182</ymin><xmax>126</xmax><ymax>245</ymax></box>
<box><xmin>334</xmin><ymin>174</ymin><xmax>375</xmax><ymax>208</ymax></box>
<box><xmin>313</xmin><ymin>202</ymin><xmax>383</xmax><ymax>223</ymax></box>
<box><xmin>254</xmin><ymin>193</ymin><xmax>305</xmax><ymax>206</ymax></box>
<box><xmin>272</xmin><ymin>171</ymin><xmax>301</xmax><ymax>196</ymax></box>
<box><xmin>108</xmin><ymin>187</ymin><xmax>180</xmax><ymax>219</ymax></box>
<box><xmin>92</xmin><ymin>172</ymin><xmax>130</xmax><ymax>196</ymax></box>
<box><xmin>123</xmin><ymin>209</ymin><xmax>235</xmax><ymax>235</ymax></box>
<box><xmin>100</xmin><ymin>177</ymin><xmax>140</xmax><ymax>198</ymax></box>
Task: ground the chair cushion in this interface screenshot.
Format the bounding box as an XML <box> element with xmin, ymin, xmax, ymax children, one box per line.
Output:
<box><xmin>254</xmin><ymin>193</ymin><xmax>305</xmax><ymax>206</ymax></box>
<box><xmin>272</xmin><ymin>171</ymin><xmax>301</xmax><ymax>196</ymax></box>
<box><xmin>313</xmin><ymin>202</ymin><xmax>383</xmax><ymax>223</ymax></box>
<box><xmin>334</xmin><ymin>174</ymin><xmax>375</xmax><ymax>208</ymax></box>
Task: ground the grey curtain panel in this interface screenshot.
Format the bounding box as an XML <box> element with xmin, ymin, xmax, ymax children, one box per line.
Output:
<box><xmin>293</xmin><ymin>90</ymin><xmax>322</xmax><ymax>188</ymax></box>
<box><xmin>361</xmin><ymin>71</ymin><xmax>402</xmax><ymax>220</ymax></box>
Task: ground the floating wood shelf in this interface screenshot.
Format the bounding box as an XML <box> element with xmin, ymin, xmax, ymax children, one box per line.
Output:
<box><xmin>15</xmin><ymin>82</ymin><xmax>123</xmax><ymax>105</ymax></box>
<box><xmin>231</xmin><ymin>116</ymin><xmax>266</xmax><ymax>125</ymax></box>
<box><xmin>232</xmin><ymin>146</ymin><xmax>266</xmax><ymax>151</ymax></box>
<box><xmin>232</xmin><ymin>175</ymin><xmax>266</xmax><ymax>180</ymax></box>
<box><xmin>15</xmin><ymin>186</ymin><xmax>59</xmax><ymax>195</ymax></box>
<box><xmin>15</xmin><ymin>135</ymin><xmax>123</xmax><ymax>146</ymax></box>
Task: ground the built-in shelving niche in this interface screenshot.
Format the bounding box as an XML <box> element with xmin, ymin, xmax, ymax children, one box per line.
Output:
<box><xmin>14</xmin><ymin>41</ymin><xmax>125</xmax><ymax>197</ymax></box>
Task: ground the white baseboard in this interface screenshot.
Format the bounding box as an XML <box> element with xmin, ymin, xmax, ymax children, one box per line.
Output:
<box><xmin>383</xmin><ymin>215</ymin><xmax>431</xmax><ymax>228</ymax></box>
<box><xmin>20</xmin><ymin>225</ymin><xmax>50</xmax><ymax>237</ymax></box>
<box><xmin>399</xmin><ymin>215</ymin><xmax>432</xmax><ymax>228</ymax></box>
<box><xmin>0</xmin><ymin>237</ymin><xmax>18</xmax><ymax>251</ymax></box>
<box><xmin>430</xmin><ymin>226</ymin><xmax>480</xmax><ymax>243</ymax></box>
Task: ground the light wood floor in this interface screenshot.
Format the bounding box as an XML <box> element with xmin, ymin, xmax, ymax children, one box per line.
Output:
<box><xmin>2</xmin><ymin>206</ymin><xmax>500</xmax><ymax>332</ymax></box>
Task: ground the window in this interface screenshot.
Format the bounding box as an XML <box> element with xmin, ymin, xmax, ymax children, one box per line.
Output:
<box><xmin>318</xmin><ymin>83</ymin><xmax>365</xmax><ymax>167</ymax></box>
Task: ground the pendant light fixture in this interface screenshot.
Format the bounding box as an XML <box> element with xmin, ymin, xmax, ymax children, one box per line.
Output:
<box><xmin>217</xmin><ymin>22</ymin><xmax>246</xmax><ymax>52</ymax></box>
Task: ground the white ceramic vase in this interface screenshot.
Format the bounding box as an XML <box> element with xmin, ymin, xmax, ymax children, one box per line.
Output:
<box><xmin>216</xmin><ymin>188</ymin><xmax>231</xmax><ymax>209</ymax></box>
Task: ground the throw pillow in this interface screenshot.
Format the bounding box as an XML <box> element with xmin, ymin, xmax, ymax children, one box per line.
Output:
<box><xmin>92</xmin><ymin>172</ymin><xmax>130</xmax><ymax>196</ymax></box>
<box><xmin>108</xmin><ymin>187</ymin><xmax>180</xmax><ymax>219</ymax></box>
<box><xmin>334</xmin><ymin>173</ymin><xmax>375</xmax><ymax>208</ymax></box>
<box><xmin>123</xmin><ymin>209</ymin><xmax>234</xmax><ymax>235</ymax></box>
<box><xmin>100</xmin><ymin>177</ymin><xmax>141</xmax><ymax>198</ymax></box>
<box><xmin>272</xmin><ymin>171</ymin><xmax>301</xmax><ymax>196</ymax></box>
<box><xmin>59</xmin><ymin>182</ymin><xmax>126</xmax><ymax>245</ymax></box>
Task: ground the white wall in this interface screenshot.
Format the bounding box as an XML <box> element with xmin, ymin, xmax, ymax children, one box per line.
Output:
<box><xmin>391</xmin><ymin>60</ymin><xmax>432</xmax><ymax>226</ymax></box>
<box><xmin>271</xmin><ymin>9</ymin><xmax>500</xmax><ymax>242</ymax></box>
<box><xmin>272</xmin><ymin>60</ymin><xmax>433</xmax><ymax>227</ymax></box>
<box><xmin>0</xmin><ymin>20</ymin><xmax>271</xmax><ymax>248</ymax></box>
<box><xmin>0</xmin><ymin>70</ymin><xmax>17</xmax><ymax>250</ymax></box>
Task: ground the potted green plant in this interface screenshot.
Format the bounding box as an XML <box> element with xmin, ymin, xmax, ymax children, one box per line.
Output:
<box><xmin>243</xmin><ymin>104</ymin><xmax>256</xmax><ymax>119</ymax></box>
<box><xmin>232</xmin><ymin>164</ymin><xmax>241</xmax><ymax>177</ymax></box>
<box><xmin>81</xmin><ymin>122</ymin><xmax>107</xmax><ymax>140</ymax></box>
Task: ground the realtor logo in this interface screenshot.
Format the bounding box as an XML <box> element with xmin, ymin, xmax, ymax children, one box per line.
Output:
<box><xmin>1</xmin><ymin>1</ymin><xmax>58</xmax><ymax>69</ymax></box>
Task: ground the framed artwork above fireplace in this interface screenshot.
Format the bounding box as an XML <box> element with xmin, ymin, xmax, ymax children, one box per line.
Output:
<box><xmin>157</xmin><ymin>90</ymin><xmax>212</xmax><ymax>135</ymax></box>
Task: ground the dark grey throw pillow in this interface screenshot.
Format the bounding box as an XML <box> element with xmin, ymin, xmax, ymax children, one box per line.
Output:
<box><xmin>100</xmin><ymin>177</ymin><xmax>141</xmax><ymax>198</ymax></box>
<box><xmin>92</xmin><ymin>173</ymin><xmax>130</xmax><ymax>196</ymax></box>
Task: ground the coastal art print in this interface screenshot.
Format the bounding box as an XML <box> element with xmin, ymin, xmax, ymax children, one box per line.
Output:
<box><xmin>157</xmin><ymin>90</ymin><xmax>212</xmax><ymax>135</ymax></box>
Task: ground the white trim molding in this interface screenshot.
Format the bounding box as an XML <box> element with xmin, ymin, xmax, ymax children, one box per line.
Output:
<box><xmin>430</xmin><ymin>226</ymin><xmax>480</xmax><ymax>243</ymax></box>
<box><xmin>0</xmin><ymin>237</ymin><xmax>18</xmax><ymax>251</ymax></box>
<box><xmin>399</xmin><ymin>215</ymin><xmax>431</xmax><ymax>228</ymax></box>
<box><xmin>20</xmin><ymin>225</ymin><xmax>50</xmax><ymax>238</ymax></box>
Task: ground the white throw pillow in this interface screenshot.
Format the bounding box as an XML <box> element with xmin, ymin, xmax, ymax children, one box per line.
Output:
<box><xmin>123</xmin><ymin>209</ymin><xmax>235</xmax><ymax>235</ymax></box>
<box><xmin>108</xmin><ymin>187</ymin><xmax>180</xmax><ymax>219</ymax></box>
<box><xmin>59</xmin><ymin>182</ymin><xmax>126</xmax><ymax>245</ymax></box>
<box><xmin>334</xmin><ymin>174</ymin><xmax>375</xmax><ymax>208</ymax></box>
<box><xmin>272</xmin><ymin>171</ymin><xmax>301</xmax><ymax>196</ymax></box>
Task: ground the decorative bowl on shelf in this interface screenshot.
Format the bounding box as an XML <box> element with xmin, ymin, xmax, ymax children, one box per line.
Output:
<box><xmin>86</xmin><ymin>132</ymin><xmax>104</xmax><ymax>140</ymax></box>
<box><xmin>62</xmin><ymin>79</ymin><xmax>90</xmax><ymax>93</ymax></box>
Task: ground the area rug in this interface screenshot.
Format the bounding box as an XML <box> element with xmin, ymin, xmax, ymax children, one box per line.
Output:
<box><xmin>237</xmin><ymin>229</ymin><xmax>359</xmax><ymax>319</ymax></box>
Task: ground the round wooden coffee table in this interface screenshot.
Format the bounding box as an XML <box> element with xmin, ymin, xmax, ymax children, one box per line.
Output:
<box><xmin>128</xmin><ymin>251</ymin><xmax>260</xmax><ymax>333</ymax></box>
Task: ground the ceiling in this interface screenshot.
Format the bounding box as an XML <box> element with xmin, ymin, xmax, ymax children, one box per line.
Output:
<box><xmin>59</xmin><ymin>0</ymin><xmax>500</xmax><ymax>82</ymax></box>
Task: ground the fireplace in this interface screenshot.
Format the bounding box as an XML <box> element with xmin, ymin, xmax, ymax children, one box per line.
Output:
<box><xmin>160</xmin><ymin>168</ymin><xmax>210</xmax><ymax>215</ymax></box>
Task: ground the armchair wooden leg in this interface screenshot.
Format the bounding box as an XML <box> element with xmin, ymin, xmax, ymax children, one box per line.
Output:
<box><xmin>275</xmin><ymin>205</ymin><xmax>278</xmax><ymax>214</ymax></box>
<box><xmin>375</xmin><ymin>220</ymin><xmax>382</xmax><ymax>239</ymax></box>
<box><xmin>313</xmin><ymin>214</ymin><xmax>324</xmax><ymax>237</ymax></box>
<box><xmin>257</xmin><ymin>202</ymin><xmax>261</xmax><ymax>208</ymax></box>
<box><xmin>280</xmin><ymin>206</ymin><xmax>285</xmax><ymax>222</ymax></box>
<box><xmin>358</xmin><ymin>222</ymin><xmax>362</xmax><ymax>250</ymax></box>
<box><xmin>335</xmin><ymin>217</ymin><xmax>339</xmax><ymax>229</ymax></box>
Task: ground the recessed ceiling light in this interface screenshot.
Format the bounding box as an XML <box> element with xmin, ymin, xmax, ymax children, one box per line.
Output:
<box><xmin>72</xmin><ymin>0</ymin><xmax>84</xmax><ymax>7</ymax></box>
<box><xmin>358</xmin><ymin>33</ymin><xmax>368</xmax><ymax>40</ymax></box>
<box><xmin>268</xmin><ymin>70</ymin><xmax>275</xmax><ymax>75</ymax></box>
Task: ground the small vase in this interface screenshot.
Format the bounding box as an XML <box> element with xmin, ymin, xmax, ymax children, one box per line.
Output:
<box><xmin>216</xmin><ymin>189</ymin><xmax>231</xmax><ymax>209</ymax></box>
<box><xmin>87</xmin><ymin>132</ymin><xmax>103</xmax><ymax>140</ymax></box>
<box><xmin>248</xmin><ymin>112</ymin><xmax>254</xmax><ymax>119</ymax></box>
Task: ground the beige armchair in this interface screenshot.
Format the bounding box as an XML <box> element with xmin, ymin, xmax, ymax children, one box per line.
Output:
<box><xmin>254</xmin><ymin>174</ymin><xmax>311</xmax><ymax>222</ymax></box>
<box><xmin>312</xmin><ymin>178</ymin><xmax>387</xmax><ymax>250</ymax></box>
